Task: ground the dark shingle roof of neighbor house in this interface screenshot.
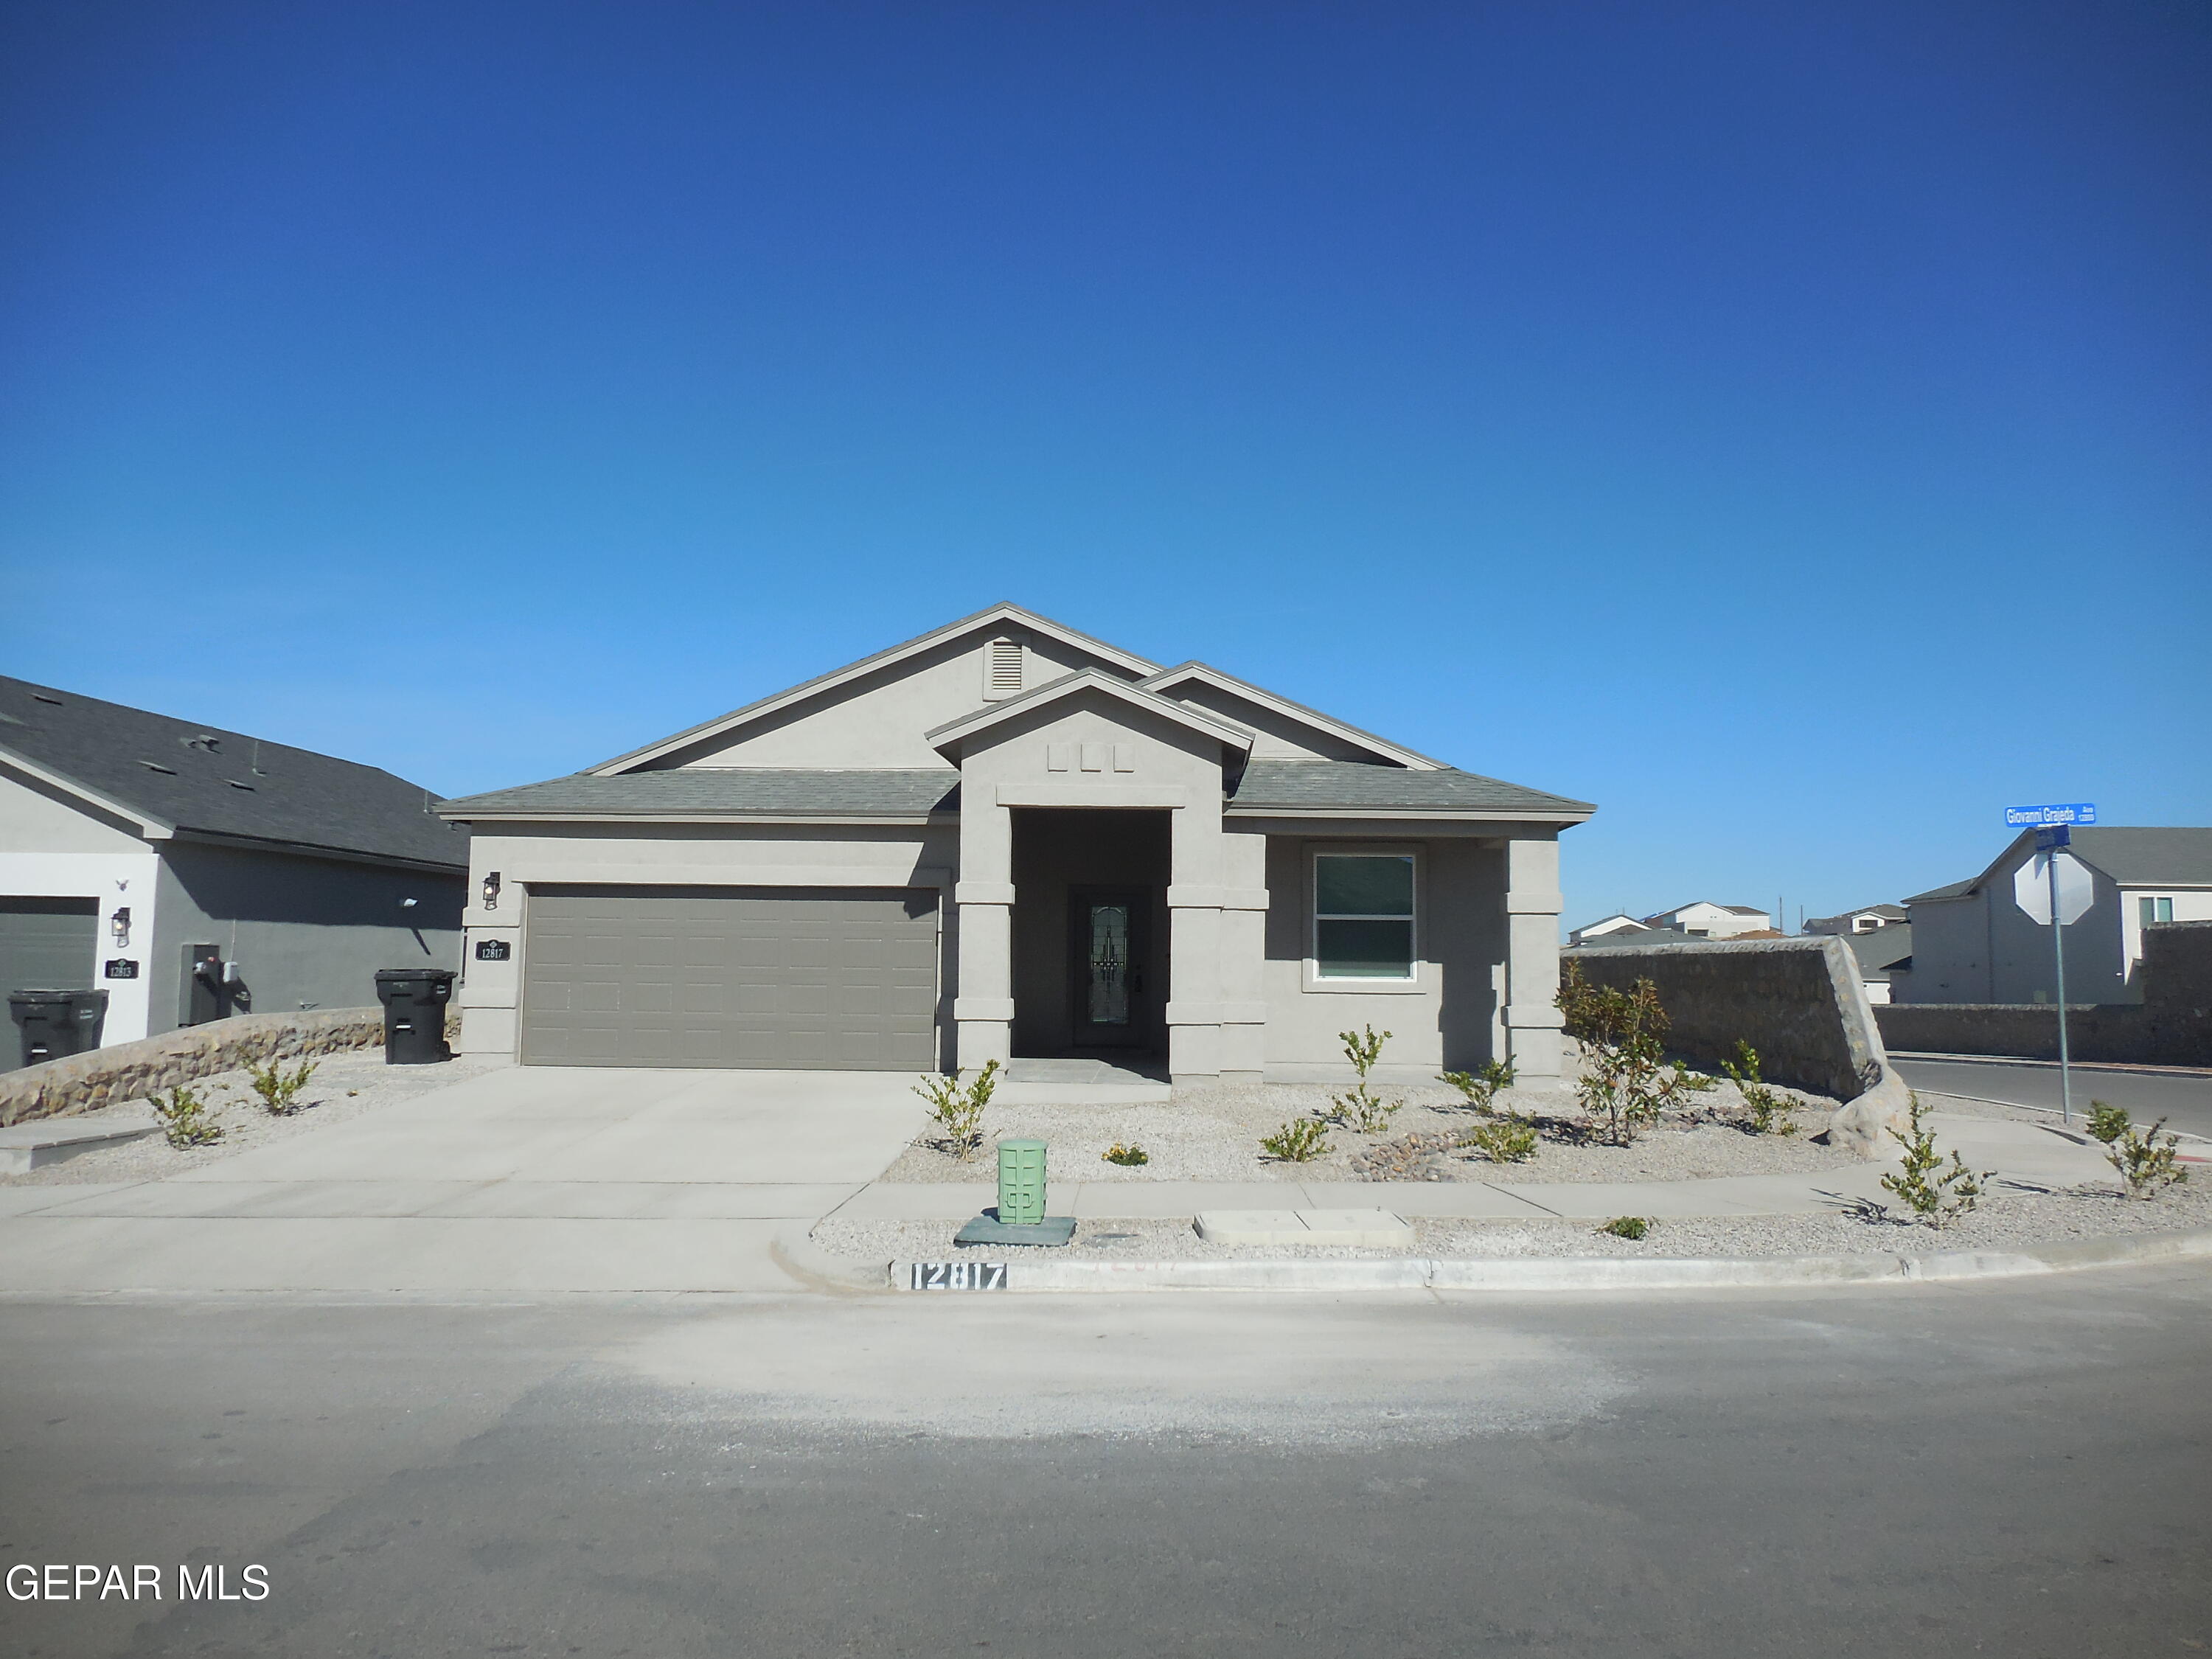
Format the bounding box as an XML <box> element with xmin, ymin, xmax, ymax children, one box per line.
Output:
<box><xmin>1226</xmin><ymin>760</ymin><xmax>1593</xmax><ymax>817</ymax></box>
<box><xmin>1906</xmin><ymin>827</ymin><xmax>2212</xmax><ymax>905</ymax></box>
<box><xmin>0</xmin><ymin>675</ymin><xmax>468</xmax><ymax>869</ymax></box>
<box><xmin>440</xmin><ymin>759</ymin><xmax>1594</xmax><ymax>821</ymax></box>
<box><xmin>439</xmin><ymin>769</ymin><xmax>964</xmax><ymax>819</ymax></box>
<box><xmin>1845</xmin><ymin>924</ymin><xmax>1913</xmax><ymax>978</ymax></box>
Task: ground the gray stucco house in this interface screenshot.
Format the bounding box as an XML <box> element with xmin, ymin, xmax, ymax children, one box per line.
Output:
<box><xmin>0</xmin><ymin>675</ymin><xmax>469</xmax><ymax>1065</ymax></box>
<box><xmin>439</xmin><ymin>605</ymin><xmax>1593</xmax><ymax>1084</ymax></box>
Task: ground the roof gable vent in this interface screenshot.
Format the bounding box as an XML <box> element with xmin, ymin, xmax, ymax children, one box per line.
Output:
<box><xmin>983</xmin><ymin>638</ymin><xmax>1024</xmax><ymax>702</ymax></box>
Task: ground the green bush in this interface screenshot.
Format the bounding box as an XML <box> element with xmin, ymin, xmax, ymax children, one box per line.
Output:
<box><xmin>1601</xmin><ymin>1215</ymin><xmax>1649</xmax><ymax>1240</ymax></box>
<box><xmin>1462</xmin><ymin>1115</ymin><xmax>1538</xmax><ymax>1164</ymax></box>
<box><xmin>1439</xmin><ymin>1058</ymin><xmax>1517</xmax><ymax>1114</ymax></box>
<box><xmin>1102</xmin><ymin>1141</ymin><xmax>1150</xmax><ymax>1166</ymax></box>
<box><xmin>1722</xmin><ymin>1040</ymin><xmax>1797</xmax><ymax>1136</ymax></box>
<box><xmin>2093</xmin><ymin>1106</ymin><xmax>2188</xmax><ymax>1200</ymax></box>
<box><xmin>152</xmin><ymin>1085</ymin><xmax>223</xmax><ymax>1149</ymax></box>
<box><xmin>913</xmin><ymin>1059</ymin><xmax>1001</xmax><ymax>1161</ymax></box>
<box><xmin>1326</xmin><ymin>1025</ymin><xmax>1402</xmax><ymax>1133</ymax></box>
<box><xmin>1261</xmin><ymin>1117</ymin><xmax>1331</xmax><ymax>1163</ymax></box>
<box><xmin>245</xmin><ymin>1054</ymin><xmax>318</xmax><ymax>1117</ymax></box>
<box><xmin>1878</xmin><ymin>1092</ymin><xmax>1991</xmax><ymax>1227</ymax></box>
<box><xmin>1559</xmin><ymin>969</ymin><xmax>1714</xmax><ymax>1145</ymax></box>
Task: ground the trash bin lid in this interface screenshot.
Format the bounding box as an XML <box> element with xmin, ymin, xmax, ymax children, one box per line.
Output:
<box><xmin>374</xmin><ymin>968</ymin><xmax>457</xmax><ymax>982</ymax></box>
<box><xmin>9</xmin><ymin>988</ymin><xmax>97</xmax><ymax>1004</ymax></box>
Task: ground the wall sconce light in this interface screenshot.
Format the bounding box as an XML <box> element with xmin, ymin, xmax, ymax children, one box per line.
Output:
<box><xmin>400</xmin><ymin>897</ymin><xmax>419</xmax><ymax>909</ymax></box>
<box><xmin>481</xmin><ymin>872</ymin><xmax>501</xmax><ymax>910</ymax></box>
<box><xmin>109</xmin><ymin>905</ymin><xmax>131</xmax><ymax>949</ymax></box>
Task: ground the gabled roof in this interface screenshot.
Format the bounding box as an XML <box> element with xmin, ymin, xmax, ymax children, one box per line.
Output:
<box><xmin>0</xmin><ymin>674</ymin><xmax>467</xmax><ymax>869</ymax></box>
<box><xmin>440</xmin><ymin>769</ymin><xmax>957</xmax><ymax>822</ymax></box>
<box><xmin>1905</xmin><ymin>827</ymin><xmax>2212</xmax><ymax>908</ymax></box>
<box><xmin>925</xmin><ymin>668</ymin><xmax>1256</xmax><ymax>757</ymax></box>
<box><xmin>1225</xmin><ymin>760</ymin><xmax>1592</xmax><ymax>821</ymax></box>
<box><xmin>588</xmin><ymin>603</ymin><xmax>1158</xmax><ymax>776</ymax></box>
<box><xmin>1646</xmin><ymin>900</ymin><xmax>1767</xmax><ymax>922</ymax></box>
<box><xmin>1137</xmin><ymin>661</ymin><xmax>1443</xmax><ymax>770</ymax></box>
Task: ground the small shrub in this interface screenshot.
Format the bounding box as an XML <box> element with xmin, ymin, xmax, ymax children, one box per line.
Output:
<box><xmin>913</xmin><ymin>1058</ymin><xmax>1001</xmax><ymax>1161</ymax></box>
<box><xmin>1462</xmin><ymin>1114</ymin><xmax>1538</xmax><ymax>1164</ymax></box>
<box><xmin>1102</xmin><ymin>1141</ymin><xmax>1150</xmax><ymax>1166</ymax></box>
<box><xmin>1327</xmin><ymin>1025</ymin><xmax>1402</xmax><ymax>1133</ymax></box>
<box><xmin>1439</xmin><ymin>1059</ymin><xmax>1517</xmax><ymax>1114</ymax></box>
<box><xmin>1562</xmin><ymin>973</ymin><xmax>1714</xmax><ymax>1146</ymax></box>
<box><xmin>1722</xmin><ymin>1040</ymin><xmax>1796</xmax><ymax>1136</ymax></box>
<box><xmin>1601</xmin><ymin>1215</ymin><xmax>1649</xmax><ymax>1240</ymax></box>
<box><xmin>1879</xmin><ymin>1092</ymin><xmax>1990</xmax><ymax>1227</ymax></box>
<box><xmin>245</xmin><ymin>1054</ymin><xmax>318</xmax><ymax>1116</ymax></box>
<box><xmin>1261</xmin><ymin>1117</ymin><xmax>1331</xmax><ymax>1163</ymax></box>
<box><xmin>2086</xmin><ymin>1101</ymin><xmax>2131</xmax><ymax>1146</ymax></box>
<box><xmin>152</xmin><ymin>1085</ymin><xmax>223</xmax><ymax>1149</ymax></box>
<box><xmin>2096</xmin><ymin>1107</ymin><xmax>2188</xmax><ymax>1200</ymax></box>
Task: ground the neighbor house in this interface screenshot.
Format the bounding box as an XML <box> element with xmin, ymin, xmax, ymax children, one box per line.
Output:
<box><xmin>1644</xmin><ymin>900</ymin><xmax>1772</xmax><ymax>939</ymax></box>
<box><xmin>437</xmin><ymin>605</ymin><xmax>1594</xmax><ymax>1083</ymax></box>
<box><xmin>1567</xmin><ymin>913</ymin><xmax>1652</xmax><ymax>945</ymax></box>
<box><xmin>1892</xmin><ymin>827</ymin><xmax>2212</xmax><ymax>1005</ymax></box>
<box><xmin>1806</xmin><ymin>902</ymin><xmax>1907</xmax><ymax>936</ymax></box>
<box><xmin>1</xmin><ymin>675</ymin><xmax>469</xmax><ymax>1066</ymax></box>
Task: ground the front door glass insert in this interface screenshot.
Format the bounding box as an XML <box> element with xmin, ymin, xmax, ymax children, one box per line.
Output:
<box><xmin>1087</xmin><ymin>903</ymin><xmax>1131</xmax><ymax>1026</ymax></box>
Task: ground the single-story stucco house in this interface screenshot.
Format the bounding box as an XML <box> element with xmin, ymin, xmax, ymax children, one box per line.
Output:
<box><xmin>437</xmin><ymin>605</ymin><xmax>1593</xmax><ymax>1085</ymax></box>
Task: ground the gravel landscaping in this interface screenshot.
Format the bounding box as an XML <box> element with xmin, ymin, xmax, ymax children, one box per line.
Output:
<box><xmin>815</xmin><ymin>1175</ymin><xmax>2212</xmax><ymax>1265</ymax></box>
<box><xmin>879</xmin><ymin>1074</ymin><xmax>1865</xmax><ymax>1186</ymax></box>
<box><xmin>0</xmin><ymin>1051</ymin><xmax>507</xmax><ymax>1186</ymax></box>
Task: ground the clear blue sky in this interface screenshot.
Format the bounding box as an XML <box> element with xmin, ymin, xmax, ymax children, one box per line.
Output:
<box><xmin>4</xmin><ymin>1</ymin><xmax>2207</xmax><ymax>928</ymax></box>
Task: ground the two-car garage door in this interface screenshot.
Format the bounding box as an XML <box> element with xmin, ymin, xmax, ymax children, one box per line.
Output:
<box><xmin>518</xmin><ymin>886</ymin><xmax>940</xmax><ymax>1069</ymax></box>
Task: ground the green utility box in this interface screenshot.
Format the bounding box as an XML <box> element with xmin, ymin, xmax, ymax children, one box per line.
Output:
<box><xmin>997</xmin><ymin>1138</ymin><xmax>1048</xmax><ymax>1225</ymax></box>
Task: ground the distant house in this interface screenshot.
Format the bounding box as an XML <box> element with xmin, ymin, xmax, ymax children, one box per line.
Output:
<box><xmin>1644</xmin><ymin>901</ymin><xmax>1772</xmax><ymax>939</ymax></box>
<box><xmin>1806</xmin><ymin>902</ymin><xmax>1908</xmax><ymax>936</ymax></box>
<box><xmin>1892</xmin><ymin>827</ymin><xmax>2212</xmax><ymax>1006</ymax></box>
<box><xmin>1568</xmin><ymin>913</ymin><xmax>1652</xmax><ymax>946</ymax></box>
<box><xmin>1</xmin><ymin>675</ymin><xmax>469</xmax><ymax>1066</ymax></box>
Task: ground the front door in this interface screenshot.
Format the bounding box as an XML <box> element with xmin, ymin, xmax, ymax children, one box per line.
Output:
<box><xmin>1068</xmin><ymin>886</ymin><xmax>1150</xmax><ymax>1049</ymax></box>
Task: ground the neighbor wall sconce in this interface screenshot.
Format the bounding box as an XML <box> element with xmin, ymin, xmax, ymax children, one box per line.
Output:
<box><xmin>400</xmin><ymin>897</ymin><xmax>419</xmax><ymax>910</ymax></box>
<box><xmin>108</xmin><ymin>906</ymin><xmax>131</xmax><ymax>949</ymax></box>
<box><xmin>481</xmin><ymin>872</ymin><xmax>501</xmax><ymax>910</ymax></box>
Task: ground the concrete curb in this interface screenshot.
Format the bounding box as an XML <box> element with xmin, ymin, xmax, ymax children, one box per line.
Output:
<box><xmin>874</xmin><ymin>1224</ymin><xmax>2212</xmax><ymax>1294</ymax></box>
<box><xmin>771</xmin><ymin>1222</ymin><xmax>894</xmax><ymax>1294</ymax></box>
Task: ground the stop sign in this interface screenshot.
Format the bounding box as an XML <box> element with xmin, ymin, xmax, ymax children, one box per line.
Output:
<box><xmin>2014</xmin><ymin>849</ymin><xmax>2095</xmax><ymax>926</ymax></box>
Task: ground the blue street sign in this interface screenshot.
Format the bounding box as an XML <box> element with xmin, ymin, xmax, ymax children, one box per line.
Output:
<box><xmin>2006</xmin><ymin>802</ymin><xmax>2097</xmax><ymax>828</ymax></box>
<box><xmin>2035</xmin><ymin>824</ymin><xmax>2070</xmax><ymax>851</ymax></box>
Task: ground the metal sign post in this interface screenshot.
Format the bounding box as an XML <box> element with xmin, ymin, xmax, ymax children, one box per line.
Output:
<box><xmin>2008</xmin><ymin>804</ymin><xmax>2098</xmax><ymax>1124</ymax></box>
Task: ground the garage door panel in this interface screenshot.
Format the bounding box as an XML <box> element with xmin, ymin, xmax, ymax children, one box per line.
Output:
<box><xmin>520</xmin><ymin>886</ymin><xmax>940</xmax><ymax>1069</ymax></box>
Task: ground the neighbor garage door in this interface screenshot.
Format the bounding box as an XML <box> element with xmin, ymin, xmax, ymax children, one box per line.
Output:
<box><xmin>518</xmin><ymin>886</ymin><xmax>940</xmax><ymax>1068</ymax></box>
<box><xmin>1</xmin><ymin>897</ymin><xmax>97</xmax><ymax>997</ymax></box>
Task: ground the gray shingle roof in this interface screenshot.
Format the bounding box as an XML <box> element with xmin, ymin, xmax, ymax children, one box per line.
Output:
<box><xmin>1906</xmin><ymin>827</ymin><xmax>2212</xmax><ymax>906</ymax></box>
<box><xmin>1226</xmin><ymin>759</ymin><xmax>1592</xmax><ymax>817</ymax></box>
<box><xmin>439</xmin><ymin>769</ymin><xmax>961</xmax><ymax>819</ymax></box>
<box><xmin>0</xmin><ymin>675</ymin><xmax>467</xmax><ymax>869</ymax></box>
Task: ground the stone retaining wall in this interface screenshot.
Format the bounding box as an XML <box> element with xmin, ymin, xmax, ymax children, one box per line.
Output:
<box><xmin>1561</xmin><ymin>936</ymin><xmax>1910</xmax><ymax>1156</ymax></box>
<box><xmin>0</xmin><ymin>1009</ymin><xmax>404</xmax><ymax>1127</ymax></box>
<box><xmin>1877</xmin><ymin>922</ymin><xmax>2212</xmax><ymax>1066</ymax></box>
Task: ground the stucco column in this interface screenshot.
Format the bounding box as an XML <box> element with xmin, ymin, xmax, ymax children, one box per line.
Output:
<box><xmin>953</xmin><ymin>790</ymin><xmax>1014</xmax><ymax>1072</ymax></box>
<box><xmin>1164</xmin><ymin>803</ymin><xmax>1226</xmax><ymax>1084</ymax></box>
<box><xmin>1503</xmin><ymin>835</ymin><xmax>1565</xmax><ymax>1079</ymax></box>
<box><xmin>1215</xmin><ymin>828</ymin><xmax>1269</xmax><ymax>1084</ymax></box>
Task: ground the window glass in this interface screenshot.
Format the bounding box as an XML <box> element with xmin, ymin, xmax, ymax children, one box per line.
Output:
<box><xmin>1315</xmin><ymin>855</ymin><xmax>1414</xmax><ymax>978</ymax></box>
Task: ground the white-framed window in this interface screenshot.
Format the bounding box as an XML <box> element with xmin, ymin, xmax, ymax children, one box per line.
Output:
<box><xmin>2140</xmin><ymin>896</ymin><xmax>2174</xmax><ymax>927</ymax></box>
<box><xmin>1311</xmin><ymin>849</ymin><xmax>1417</xmax><ymax>983</ymax></box>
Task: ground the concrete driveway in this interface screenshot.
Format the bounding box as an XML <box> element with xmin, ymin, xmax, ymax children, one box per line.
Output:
<box><xmin>0</xmin><ymin>1065</ymin><xmax>931</xmax><ymax>1295</ymax></box>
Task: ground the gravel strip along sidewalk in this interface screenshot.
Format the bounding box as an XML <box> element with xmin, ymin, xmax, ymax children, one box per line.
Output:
<box><xmin>815</xmin><ymin>1178</ymin><xmax>2212</xmax><ymax>1265</ymax></box>
<box><xmin>881</xmin><ymin>1078</ymin><xmax>1865</xmax><ymax>1186</ymax></box>
<box><xmin>0</xmin><ymin>1051</ymin><xmax>507</xmax><ymax>1186</ymax></box>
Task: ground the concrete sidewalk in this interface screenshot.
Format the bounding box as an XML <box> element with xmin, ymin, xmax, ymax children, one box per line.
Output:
<box><xmin>0</xmin><ymin>1086</ymin><xmax>2119</xmax><ymax>1296</ymax></box>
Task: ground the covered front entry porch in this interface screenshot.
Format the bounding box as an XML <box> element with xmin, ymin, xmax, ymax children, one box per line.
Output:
<box><xmin>1008</xmin><ymin>808</ymin><xmax>1172</xmax><ymax>1067</ymax></box>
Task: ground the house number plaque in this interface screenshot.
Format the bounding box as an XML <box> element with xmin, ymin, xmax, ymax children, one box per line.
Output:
<box><xmin>908</xmin><ymin>1262</ymin><xmax>1008</xmax><ymax>1291</ymax></box>
<box><xmin>474</xmin><ymin>939</ymin><xmax>512</xmax><ymax>961</ymax></box>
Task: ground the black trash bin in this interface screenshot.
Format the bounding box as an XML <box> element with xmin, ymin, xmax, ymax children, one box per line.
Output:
<box><xmin>374</xmin><ymin>969</ymin><xmax>455</xmax><ymax>1065</ymax></box>
<box><xmin>8</xmin><ymin>989</ymin><xmax>109</xmax><ymax>1071</ymax></box>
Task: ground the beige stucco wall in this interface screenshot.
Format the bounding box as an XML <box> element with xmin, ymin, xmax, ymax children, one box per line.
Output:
<box><xmin>1259</xmin><ymin>833</ymin><xmax>1509</xmax><ymax>1076</ymax></box>
<box><xmin>673</xmin><ymin>629</ymin><xmax>1131</xmax><ymax>770</ymax></box>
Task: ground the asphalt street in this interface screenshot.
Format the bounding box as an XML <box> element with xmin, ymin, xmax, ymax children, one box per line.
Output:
<box><xmin>4</xmin><ymin>1268</ymin><xmax>2209</xmax><ymax>1658</ymax></box>
<box><xmin>1891</xmin><ymin>1055</ymin><xmax>2212</xmax><ymax>1140</ymax></box>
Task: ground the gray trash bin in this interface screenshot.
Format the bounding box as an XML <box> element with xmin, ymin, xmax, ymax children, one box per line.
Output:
<box><xmin>8</xmin><ymin>989</ymin><xmax>108</xmax><ymax>1071</ymax></box>
<box><xmin>374</xmin><ymin>969</ymin><xmax>455</xmax><ymax>1065</ymax></box>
